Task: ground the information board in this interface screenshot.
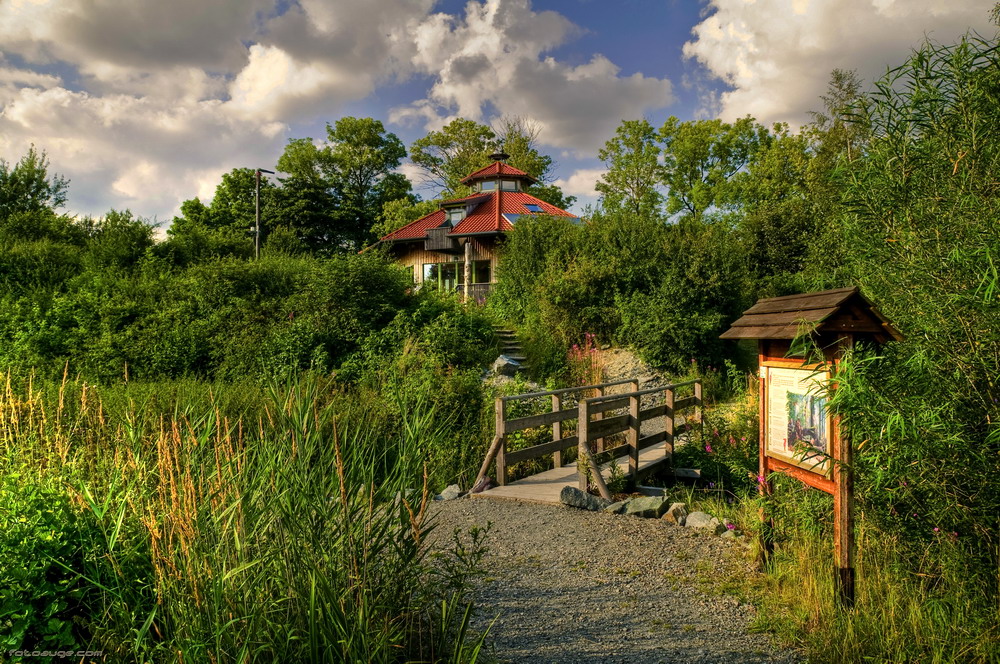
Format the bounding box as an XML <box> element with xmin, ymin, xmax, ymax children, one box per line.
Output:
<box><xmin>764</xmin><ymin>366</ymin><xmax>831</xmax><ymax>477</ymax></box>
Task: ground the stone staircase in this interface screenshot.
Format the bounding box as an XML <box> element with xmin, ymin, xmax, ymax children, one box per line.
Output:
<box><xmin>493</xmin><ymin>326</ymin><xmax>528</xmax><ymax>372</ymax></box>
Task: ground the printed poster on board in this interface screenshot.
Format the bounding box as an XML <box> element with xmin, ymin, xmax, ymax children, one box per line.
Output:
<box><xmin>765</xmin><ymin>366</ymin><xmax>832</xmax><ymax>476</ymax></box>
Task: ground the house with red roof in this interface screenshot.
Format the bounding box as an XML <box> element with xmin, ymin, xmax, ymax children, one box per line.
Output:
<box><xmin>375</xmin><ymin>153</ymin><xmax>578</xmax><ymax>300</ymax></box>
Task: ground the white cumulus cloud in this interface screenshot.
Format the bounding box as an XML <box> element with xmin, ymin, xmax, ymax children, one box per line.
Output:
<box><xmin>394</xmin><ymin>0</ymin><xmax>674</xmax><ymax>153</ymax></box>
<box><xmin>684</xmin><ymin>0</ymin><xmax>994</xmax><ymax>126</ymax></box>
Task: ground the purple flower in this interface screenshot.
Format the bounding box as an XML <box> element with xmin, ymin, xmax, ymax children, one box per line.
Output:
<box><xmin>912</xmin><ymin>513</ymin><xmax>918</xmax><ymax>517</ymax></box>
<box><xmin>726</xmin><ymin>523</ymin><xmax>736</xmax><ymax>530</ymax></box>
<box><xmin>708</xmin><ymin>482</ymin><xmax>715</xmax><ymax>488</ymax></box>
<box><xmin>705</xmin><ymin>444</ymin><xmax>713</xmax><ymax>454</ymax></box>
<box><xmin>933</xmin><ymin>527</ymin><xmax>940</xmax><ymax>532</ymax></box>
<box><xmin>756</xmin><ymin>475</ymin><xmax>766</xmax><ymax>484</ymax></box>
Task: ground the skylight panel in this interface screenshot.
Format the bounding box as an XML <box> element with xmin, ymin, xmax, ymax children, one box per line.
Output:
<box><xmin>523</xmin><ymin>203</ymin><xmax>543</xmax><ymax>213</ymax></box>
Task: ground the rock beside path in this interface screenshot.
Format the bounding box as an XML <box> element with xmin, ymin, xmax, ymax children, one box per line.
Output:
<box><xmin>623</xmin><ymin>495</ymin><xmax>671</xmax><ymax>518</ymax></box>
<box><xmin>429</xmin><ymin>499</ymin><xmax>800</xmax><ymax>664</ymax></box>
<box><xmin>560</xmin><ymin>486</ymin><xmax>612</xmax><ymax>511</ymax></box>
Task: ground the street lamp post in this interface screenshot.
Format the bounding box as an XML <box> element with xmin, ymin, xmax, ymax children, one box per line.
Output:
<box><xmin>255</xmin><ymin>168</ymin><xmax>274</xmax><ymax>260</ymax></box>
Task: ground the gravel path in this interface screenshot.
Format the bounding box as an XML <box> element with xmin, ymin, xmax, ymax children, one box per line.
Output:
<box><xmin>429</xmin><ymin>498</ymin><xmax>800</xmax><ymax>664</ymax></box>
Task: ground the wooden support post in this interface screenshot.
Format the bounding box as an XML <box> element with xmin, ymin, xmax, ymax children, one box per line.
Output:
<box><xmin>694</xmin><ymin>379</ymin><xmax>703</xmax><ymax>435</ymax></box>
<box><xmin>579</xmin><ymin>431</ymin><xmax>612</xmax><ymax>500</ymax></box>
<box><xmin>594</xmin><ymin>385</ymin><xmax>605</xmax><ymax>453</ymax></box>
<box><xmin>757</xmin><ymin>348</ymin><xmax>774</xmax><ymax>566</ymax></box>
<box><xmin>833</xmin><ymin>336</ymin><xmax>855</xmax><ymax>606</ymax></box>
<box><xmin>577</xmin><ymin>399</ymin><xmax>589</xmax><ymax>490</ymax></box>
<box><xmin>472</xmin><ymin>397</ymin><xmax>506</xmax><ymax>490</ymax></box>
<box><xmin>664</xmin><ymin>387</ymin><xmax>675</xmax><ymax>462</ymax></box>
<box><xmin>628</xmin><ymin>392</ymin><xmax>639</xmax><ymax>480</ymax></box>
<box><xmin>496</xmin><ymin>398</ymin><xmax>508</xmax><ymax>486</ymax></box>
<box><xmin>552</xmin><ymin>394</ymin><xmax>562</xmax><ymax>469</ymax></box>
<box><xmin>833</xmin><ymin>422</ymin><xmax>855</xmax><ymax>606</ymax></box>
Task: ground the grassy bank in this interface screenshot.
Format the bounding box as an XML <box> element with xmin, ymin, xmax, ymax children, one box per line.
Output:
<box><xmin>0</xmin><ymin>372</ymin><xmax>489</xmax><ymax>662</ymax></box>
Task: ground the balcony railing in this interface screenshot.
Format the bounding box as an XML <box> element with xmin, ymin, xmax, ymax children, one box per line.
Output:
<box><xmin>464</xmin><ymin>283</ymin><xmax>492</xmax><ymax>303</ymax></box>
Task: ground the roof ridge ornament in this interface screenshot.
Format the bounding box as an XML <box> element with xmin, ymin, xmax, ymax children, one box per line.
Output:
<box><xmin>489</xmin><ymin>151</ymin><xmax>509</xmax><ymax>162</ymax></box>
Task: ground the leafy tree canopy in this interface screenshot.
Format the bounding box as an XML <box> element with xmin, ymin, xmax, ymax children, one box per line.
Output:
<box><xmin>0</xmin><ymin>145</ymin><xmax>68</xmax><ymax>220</ymax></box>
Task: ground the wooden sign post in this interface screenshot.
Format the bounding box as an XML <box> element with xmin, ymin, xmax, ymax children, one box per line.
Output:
<box><xmin>721</xmin><ymin>287</ymin><xmax>901</xmax><ymax>606</ymax></box>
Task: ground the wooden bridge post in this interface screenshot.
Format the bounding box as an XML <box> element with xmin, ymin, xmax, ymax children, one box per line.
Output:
<box><xmin>577</xmin><ymin>398</ymin><xmax>589</xmax><ymax>490</ymax></box>
<box><xmin>551</xmin><ymin>394</ymin><xmax>562</xmax><ymax>469</ymax></box>
<box><xmin>664</xmin><ymin>386</ymin><xmax>675</xmax><ymax>462</ymax></box>
<box><xmin>628</xmin><ymin>392</ymin><xmax>639</xmax><ymax>480</ymax></box>
<box><xmin>694</xmin><ymin>380</ymin><xmax>704</xmax><ymax>436</ymax></box>
<box><xmin>496</xmin><ymin>398</ymin><xmax>508</xmax><ymax>486</ymax></box>
<box><xmin>594</xmin><ymin>385</ymin><xmax>605</xmax><ymax>453</ymax></box>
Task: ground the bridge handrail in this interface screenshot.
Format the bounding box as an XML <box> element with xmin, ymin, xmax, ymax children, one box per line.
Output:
<box><xmin>583</xmin><ymin>379</ymin><xmax>699</xmax><ymax>404</ymax></box>
<box><xmin>474</xmin><ymin>378</ymin><xmax>703</xmax><ymax>493</ymax></box>
<box><xmin>499</xmin><ymin>378</ymin><xmax>637</xmax><ymax>402</ymax></box>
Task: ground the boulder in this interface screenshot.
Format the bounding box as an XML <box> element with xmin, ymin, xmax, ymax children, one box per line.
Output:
<box><xmin>684</xmin><ymin>511</ymin><xmax>721</xmax><ymax>530</ymax></box>
<box><xmin>491</xmin><ymin>355</ymin><xmax>522</xmax><ymax>376</ymax></box>
<box><xmin>604</xmin><ymin>500</ymin><xmax>629</xmax><ymax>514</ymax></box>
<box><xmin>434</xmin><ymin>484</ymin><xmax>463</xmax><ymax>501</ymax></box>
<box><xmin>560</xmin><ymin>486</ymin><xmax>612</xmax><ymax>511</ymax></box>
<box><xmin>623</xmin><ymin>495</ymin><xmax>671</xmax><ymax>518</ymax></box>
<box><xmin>661</xmin><ymin>502</ymin><xmax>688</xmax><ymax>526</ymax></box>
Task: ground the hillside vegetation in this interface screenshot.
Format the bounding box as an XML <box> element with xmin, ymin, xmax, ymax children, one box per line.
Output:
<box><xmin>0</xmin><ymin>28</ymin><xmax>997</xmax><ymax>663</ymax></box>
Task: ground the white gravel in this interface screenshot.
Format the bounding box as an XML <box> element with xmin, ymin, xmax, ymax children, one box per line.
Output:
<box><xmin>428</xmin><ymin>498</ymin><xmax>801</xmax><ymax>664</ymax></box>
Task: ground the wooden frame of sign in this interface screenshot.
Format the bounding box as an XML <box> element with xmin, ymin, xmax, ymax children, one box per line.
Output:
<box><xmin>721</xmin><ymin>287</ymin><xmax>902</xmax><ymax>605</ymax></box>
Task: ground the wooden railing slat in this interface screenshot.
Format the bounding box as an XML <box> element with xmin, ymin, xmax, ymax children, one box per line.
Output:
<box><xmin>673</xmin><ymin>396</ymin><xmax>698</xmax><ymax>411</ymax></box>
<box><xmin>588</xmin><ymin>397</ymin><xmax>629</xmax><ymax>414</ymax></box>
<box><xmin>638</xmin><ymin>404</ymin><xmax>667</xmax><ymax>420</ymax></box>
<box><xmin>504</xmin><ymin>435</ymin><xmax>579</xmax><ymax>464</ymax></box>
<box><xmin>505</xmin><ymin>408</ymin><xmax>577</xmax><ymax>432</ymax></box>
<box><xmin>501</xmin><ymin>378</ymin><xmax>638</xmax><ymax>402</ymax></box>
<box><xmin>588</xmin><ymin>413</ymin><xmax>630</xmax><ymax>439</ymax></box>
<box><xmin>637</xmin><ymin>430</ymin><xmax>667</xmax><ymax>450</ymax></box>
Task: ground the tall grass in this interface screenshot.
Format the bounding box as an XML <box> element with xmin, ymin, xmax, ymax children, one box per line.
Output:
<box><xmin>748</xmin><ymin>499</ymin><xmax>1000</xmax><ymax>663</ymax></box>
<box><xmin>0</xmin><ymin>372</ymin><xmax>488</xmax><ymax>662</ymax></box>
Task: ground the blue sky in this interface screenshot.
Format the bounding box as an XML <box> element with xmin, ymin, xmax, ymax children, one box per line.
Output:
<box><xmin>0</xmin><ymin>0</ymin><xmax>992</xmax><ymax>224</ymax></box>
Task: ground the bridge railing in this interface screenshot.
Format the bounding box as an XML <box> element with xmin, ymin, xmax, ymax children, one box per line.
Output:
<box><xmin>575</xmin><ymin>380</ymin><xmax>701</xmax><ymax>498</ymax></box>
<box><xmin>474</xmin><ymin>378</ymin><xmax>702</xmax><ymax>495</ymax></box>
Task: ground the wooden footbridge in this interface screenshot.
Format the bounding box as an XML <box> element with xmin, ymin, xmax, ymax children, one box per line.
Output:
<box><xmin>473</xmin><ymin>378</ymin><xmax>702</xmax><ymax>504</ymax></box>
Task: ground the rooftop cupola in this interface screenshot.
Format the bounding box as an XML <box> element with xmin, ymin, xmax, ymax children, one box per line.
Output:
<box><xmin>461</xmin><ymin>154</ymin><xmax>536</xmax><ymax>193</ymax></box>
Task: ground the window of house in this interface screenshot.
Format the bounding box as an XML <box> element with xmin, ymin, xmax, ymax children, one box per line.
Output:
<box><xmin>472</xmin><ymin>259</ymin><xmax>491</xmax><ymax>284</ymax></box>
<box><xmin>421</xmin><ymin>260</ymin><xmax>491</xmax><ymax>289</ymax></box>
<box><xmin>523</xmin><ymin>203</ymin><xmax>542</xmax><ymax>213</ymax></box>
<box><xmin>500</xmin><ymin>180</ymin><xmax>519</xmax><ymax>191</ymax></box>
<box><xmin>447</xmin><ymin>208</ymin><xmax>465</xmax><ymax>223</ymax></box>
<box><xmin>479</xmin><ymin>180</ymin><xmax>496</xmax><ymax>191</ymax></box>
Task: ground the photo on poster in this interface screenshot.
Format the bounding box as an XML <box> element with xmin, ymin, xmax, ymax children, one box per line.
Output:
<box><xmin>765</xmin><ymin>366</ymin><xmax>831</xmax><ymax>475</ymax></box>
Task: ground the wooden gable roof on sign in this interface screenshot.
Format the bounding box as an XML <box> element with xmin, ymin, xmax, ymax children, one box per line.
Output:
<box><xmin>720</xmin><ymin>286</ymin><xmax>903</xmax><ymax>342</ymax></box>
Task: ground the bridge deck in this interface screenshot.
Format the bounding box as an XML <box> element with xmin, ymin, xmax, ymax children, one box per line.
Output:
<box><xmin>474</xmin><ymin>441</ymin><xmax>671</xmax><ymax>504</ymax></box>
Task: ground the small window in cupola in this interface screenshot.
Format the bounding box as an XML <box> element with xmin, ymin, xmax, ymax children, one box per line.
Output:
<box><xmin>480</xmin><ymin>180</ymin><xmax>496</xmax><ymax>191</ymax></box>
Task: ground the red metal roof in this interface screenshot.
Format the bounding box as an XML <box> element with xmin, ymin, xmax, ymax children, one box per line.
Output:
<box><xmin>380</xmin><ymin>209</ymin><xmax>446</xmax><ymax>241</ymax></box>
<box><xmin>460</xmin><ymin>162</ymin><xmax>535</xmax><ymax>184</ymax></box>
<box><xmin>452</xmin><ymin>191</ymin><xmax>573</xmax><ymax>234</ymax></box>
<box><xmin>378</xmin><ymin>160</ymin><xmax>574</xmax><ymax>244</ymax></box>
<box><xmin>378</xmin><ymin>190</ymin><xmax>575</xmax><ymax>242</ymax></box>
